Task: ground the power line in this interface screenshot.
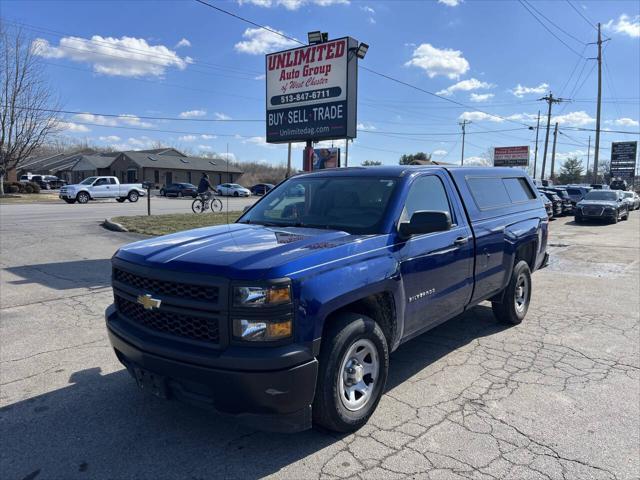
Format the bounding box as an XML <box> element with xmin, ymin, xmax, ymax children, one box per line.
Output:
<box><xmin>521</xmin><ymin>0</ymin><xmax>587</xmax><ymax>45</ymax></box>
<box><xmin>192</xmin><ymin>0</ymin><xmax>536</xmax><ymax>129</ymax></box>
<box><xmin>518</xmin><ymin>0</ymin><xmax>585</xmax><ymax>57</ymax></box>
<box><xmin>565</xmin><ymin>0</ymin><xmax>598</xmax><ymax>31</ymax></box>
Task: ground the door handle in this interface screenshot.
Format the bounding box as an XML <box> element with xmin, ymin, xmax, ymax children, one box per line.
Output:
<box><xmin>453</xmin><ymin>236</ymin><xmax>469</xmax><ymax>246</ymax></box>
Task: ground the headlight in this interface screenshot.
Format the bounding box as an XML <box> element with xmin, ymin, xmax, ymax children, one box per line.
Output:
<box><xmin>232</xmin><ymin>318</ymin><xmax>292</xmax><ymax>341</ymax></box>
<box><xmin>233</xmin><ymin>284</ymin><xmax>291</xmax><ymax>307</ymax></box>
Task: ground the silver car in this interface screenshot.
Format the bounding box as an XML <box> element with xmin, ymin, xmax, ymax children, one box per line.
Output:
<box><xmin>621</xmin><ymin>191</ymin><xmax>640</xmax><ymax>210</ymax></box>
<box><xmin>215</xmin><ymin>183</ymin><xmax>251</xmax><ymax>197</ymax></box>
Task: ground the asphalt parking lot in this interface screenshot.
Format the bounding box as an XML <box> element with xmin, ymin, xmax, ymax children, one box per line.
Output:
<box><xmin>1</xmin><ymin>210</ymin><xmax>638</xmax><ymax>479</ymax></box>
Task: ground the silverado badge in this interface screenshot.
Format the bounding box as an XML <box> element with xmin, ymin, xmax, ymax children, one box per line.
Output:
<box><xmin>137</xmin><ymin>294</ymin><xmax>161</xmax><ymax>310</ymax></box>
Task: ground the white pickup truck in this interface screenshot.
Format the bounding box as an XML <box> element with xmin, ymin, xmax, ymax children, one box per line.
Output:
<box><xmin>59</xmin><ymin>176</ymin><xmax>146</xmax><ymax>204</ymax></box>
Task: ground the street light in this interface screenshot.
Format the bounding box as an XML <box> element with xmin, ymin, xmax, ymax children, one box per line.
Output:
<box><xmin>307</xmin><ymin>31</ymin><xmax>323</xmax><ymax>44</ymax></box>
<box><xmin>355</xmin><ymin>42</ymin><xmax>369</xmax><ymax>59</ymax></box>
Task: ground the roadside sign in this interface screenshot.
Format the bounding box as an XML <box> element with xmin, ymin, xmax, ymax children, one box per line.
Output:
<box><xmin>312</xmin><ymin>148</ymin><xmax>340</xmax><ymax>169</ymax></box>
<box><xmin>493</xmin><ymin>146</ymin><xmax>529</xmax><ymax>167</ymax></box>
<box><xmin>266</xmin><ymin>37</ymin><xmax>358</xmax><ymax>144</ymax></box>
<box><xmin>610</xmin><ymin>141</ymin><xmax>637</xmax><ymax>179</ymax></box>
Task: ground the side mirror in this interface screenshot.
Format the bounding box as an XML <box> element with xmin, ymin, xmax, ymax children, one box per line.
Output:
<box><xmin>399</xmin><ymin>210</ymin><xmax>451</xmax><ymax>239</ymax></box>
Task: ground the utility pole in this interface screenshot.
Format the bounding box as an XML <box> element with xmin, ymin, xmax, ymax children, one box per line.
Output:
<box><xmin>344</xmin><ymin>139</ymin><xmax>349</xmax><ymax>167</ymax></box>
<box><xmin>286</xmin><ymin>142</ymin><xmax>292</xmax><ymax>178</ymax></box>
<box><xmin>533</xmin><ymin>110</ymin><xmax>540</xmax><ymax>179</ymax></box>
<box><xmin>550</xmin><ymin>122</ymin><xmax>559</xmax><ymax>181</ymax></box>
<box><xmin>586</xmin><ymin>135</ymin><xmax>591</xmax><ymax>179</ymax></box>
<box><xmin>538</xmin><ymin>93</ymin><xmax>569</xmax><ymax>180</ymax></box>
<box><xmin>459</xmin><ymin>119</ymin><xmax>471</xmax><ymax>166</ymax></box>
<box><xmin>592</xmin><ymin>22</ymin><xmax>604</xmax><ymax>184</ymax></box>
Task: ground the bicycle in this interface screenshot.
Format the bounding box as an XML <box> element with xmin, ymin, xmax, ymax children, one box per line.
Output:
<box><xmin>191</xmin><ymin>192</ymin><xmax>223</xmax><ymax>213</ymax></box>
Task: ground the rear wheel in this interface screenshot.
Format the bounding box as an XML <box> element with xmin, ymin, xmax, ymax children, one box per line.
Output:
<box><xmin>233</xmin><ymin>191</ymin><xmax>239</xmax><ymax>197</ymax></box>
<box><xmin>128</xmin><ymin>191</ymin><xmax>139</xmax><ymax>202</ymax></box>
<box><xmin>492</xmin><ymin>260</ymin><xmax>531</xmax><ymax>325</ymax></box>
<box><xmin>192</xmin><ymin>198</ymin><xmax>205</xmax><ymax>213</ymax></box>
<box><xmin>76</xmin><ymin>191</ymin><xmax>90</xmax><ymax>204</ymax></box>
<box><xmin>313</xmin><ymin>313</ymin><xmax>389</xmax><ymax>433</ymax></box>
<box><xmin>178</xmin><ymin>191</ymin><xmax>183</xmax><ymax>198</ymax></box>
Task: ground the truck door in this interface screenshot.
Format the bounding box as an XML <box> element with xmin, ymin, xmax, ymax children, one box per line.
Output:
<box><xmin>90</xmin><ymin>178</ymin><xmax>111</xmax><ymax>198</ymax></box>
<box><xmin>397</xmin><ymin>173</ymin><xmax>474</xmax><ymax>337</ymax></box>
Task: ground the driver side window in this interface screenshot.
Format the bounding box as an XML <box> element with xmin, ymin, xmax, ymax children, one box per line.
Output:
<box><xmin>401</xmin><ymin>175</ymin><xmax>453</xmax><ymax>223</ymax></box>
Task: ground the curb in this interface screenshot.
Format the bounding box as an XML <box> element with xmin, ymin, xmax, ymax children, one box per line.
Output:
<box><xmin>102</xmin><ymin>218</ymin><xmax>128</xmax><ymax>232</ymax></box>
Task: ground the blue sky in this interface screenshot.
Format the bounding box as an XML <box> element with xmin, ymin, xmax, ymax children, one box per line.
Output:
<box><xmin>4</xmin><ymin>0</ymin><xmax>639</xmax><ymax>173</ymax></box>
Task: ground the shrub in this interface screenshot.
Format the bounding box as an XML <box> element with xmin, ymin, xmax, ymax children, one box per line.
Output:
<box><xmin>23</xmin><ymin>183</ymin><xmax>34</xmax><ymax>194</ymax></box>
<box><xmin>5</xmin><ymin>184</ymin><xmax>19</xmax><ymax>194</ymax></box>
<box><xmin>27</xmin><ymin>181</ymin><xmax>41</xmax><ymax>194</ymax></box>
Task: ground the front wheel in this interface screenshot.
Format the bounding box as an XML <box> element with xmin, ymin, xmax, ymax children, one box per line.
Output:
<box><xmin>492</xmin><ymin>260</ymin><xmax>531</xmax><ymax>325</ymax></box>
<box><xmin>622</xmin><ymin>209</ymin><xmax>629</xmax><ymax>221</ymax></box>
<box><xmin>128</xmin><ymin>191</ymin><xmax>139</xmax><ymax>202</ymax></box>
<box><xmin>178</xmin><ymin>191</ymin><xmax>183</xmax><ymax>198</ymax></box>
<box><xmin>210</xmin><ymin>198</ymin><xmax>223</xmax><ymax>212</ymax></box>
<box><xmin>76</xmin><ymin>191</ymin><xmax>90</xmax><ymax>204</ymax></box>
<box><xmin>313</xmin><ymin>313</ymin><xmax>389</xmax><ymax>433</ymax></box>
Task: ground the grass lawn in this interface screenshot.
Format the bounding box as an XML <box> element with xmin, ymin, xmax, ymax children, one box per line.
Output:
<box><xmin>0</xmin><ymin>192</ymin><xmax>62</xmax><ymax>204</ymax></box>
<box><xmin>112</xmin><ymin>212</ymin><xmax>241</xmax><ymax>236</ymax></box>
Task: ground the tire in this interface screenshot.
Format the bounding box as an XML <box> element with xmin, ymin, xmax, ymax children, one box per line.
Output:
<box><xmin>210</xmin><ymin>198</ymin><xmax>223</xmax><ymax>212</ymax></box>
<box><xmin>492</xmin><ymin>260</ymin><xmax>532</xmax><ymax>325</ymax></box>
<box><xmin>611</xmin><ymin>213</ymin><xmax>618</xmax><ymax>224</ymax></box>
<box><xmin>64</xmin><ymin>199</ymin><xmax>76</xmax><ymax>204</ymax></box>
<box><xmin>312</xmin><ymin>313</ymin><xmax>389</xmax><ymax>433</ymax></box>
<box><xmin>159</xmin><ymin>189</ymin><xmax>165</xmax><ymax>196</ymax></box>
<box><xmin>192</xmin><ymin>198</ymin><xmax>205</xmax><ymax>214</ymax></box>
<box><xmin>233</xmin><ymin>191</ymin><xmax>239</xmax><ymax>197</ymax></box>
<box><xmin>76</xmin><ymin>191</ymin><xmax>90</xmax><ymax>204</ymax></box>
<box><xmin>178</xmin><ymin>192</ymin><xmax>183</xmax><ymax>198</ymax></box>
<box><xmin>128</xmin><ymin>191</ymin><xmax>139</xmax><ymax>202</ymax></box>
<box><xmin>622</xmin><ymin>209</ymin><xmax>629</xmax><ymax>221</ymax></box>
<box><xmin>116</xmin><ymin>198</ymin><xmax>126</xmax><ymax>203</ymax></box>
<box><xmin>574</xmin><ymin>216</ymin><xmax>582</xmax><ymax>223</ymax></box>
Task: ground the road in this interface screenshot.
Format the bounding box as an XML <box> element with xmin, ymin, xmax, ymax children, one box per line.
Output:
<box><xmin>1</xmin><ymin>210</ymin><xmax>638</xmax><ymax>479</ymax></box>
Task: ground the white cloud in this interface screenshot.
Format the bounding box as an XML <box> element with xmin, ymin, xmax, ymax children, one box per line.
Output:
<box><xmin>603</xmin><ymin>14</ymin><xmax>640</xmax><ymax>38</ymax></box>
<box><xmin>555</xmin><ymin>149</ymin><xmax>587</xmax><ymax>162</ymax></box>
<box><xmin>126</xmin><ymin>136</ymin><xmax>157</xmax><ymax>148</ymax></box>
<box><xmin>200</xmin><ymin>134</ymin><xmax>216</xmax><ymax>140</ymax></box>
<box><xmin>73</xmin><ymin>113</ymin><xmax>153</xmax><ymax>128</ymax></box>
<box><xmin>54</xmin><ymin>121</ymin><xmax>91</xmax><ymax>133</ymax></box>
<box><xmin>31</xmin><ymin>36</ymin><xmax>190</xmax><ymax>77</ymax></box>
<box><xmin>361</xmin><ymin>5</ymin><xmax>376</xmax><ymax>23</ymax></box>
<box><xmin>99</xmin><ymin>135</ymin><xmax>121</xmax><ymax>142</ymax></box>
<box><xmin>234</xmin><ymin>27</ymin><xmax>299</xmax><ymax>55</ymax></box>
<box><xmin>510</xmin><ymin>82</ymin><xmax>549</xmax><ymax>98</ymax></box>
<box><xmin>198</xmin><ymin>145</ymin><xmax>214</xmax><ymax>150</ymax></box>
<box><xmin>506</xmin><ymin>112</ymin><xmax>539</xmax><ymax>122</ymax></box>
<box><xmin>405</xmin><ymin>43</ymin><xmax>469</xmax><ymax>79</ymax></box>
<box><xmin>254</xmin><ymin>74</ymin><xmax>266</xmax><ymax>80</ymax></box>
<box><xmin>238</xmin><ymin>0</ymin><xmax>348</xmax><ymax>9</ymax></box>
<box><xmin>606</xmin><ymin>117</ymin><xmax>639</xmax><ymax>127</ymax></box>
<box><xmin>179</xmin><ymin>135</ymin><xmax>197</xmax><ymax>142</ymax></box>
<box><xmin>179</xmin><ymin>109</ymin><xmax>206</xmax><ymax>118</ymax></box>
<box><xmin>459</xmin><ymin>111</ymin><xmax>504</xmax><ymax>122</ymax></box>
<box><xmin>432</xmin><ymin>149</ymin><xmax>448</xmax><ymax>156</ymax></box>
<box><xmin>243</xmin><ymin>136</ymin><xmax>276</xmax><ymax>148</ymax></box>
<box><xmin>438</xmin><ymin>0</ymin><xmax>461</xmax><ymax>6</ymax></box>
<box><xmin>552</xmin><ymin>111</ymin><xmax>595</xmax><ymax>126</ymax></box>
<box><xmin>218</xmin><ymin>152</ymin><xmax>237</xmax><ymax>162</ymax></box>
<box><xmin>470</xmin><ymin>93</ymin><xmax>494</xmax><ymax>102</ymax></box>
<box><xmin>214</xmin><ymin>112</ymin><xmax>232</xmax><ymax>120</ymax></box>
<box><xmin>436</xmin><ymin>78</ymin><xmax>494</xmax><ymax>96</ymax></box>
<box><xmin>464</xmin><ymin>156</ymin><xmax>491</xmax><ymax>166</ymax></box>
<box><xmin>357</xmin><ymin>122</ymin><xmax>376</xmax><ymax>131</ymax></box>
<box><xmin>175</xmin><ymin>38</ymin><xmax>191</xmax><ymax>48</ymax></box>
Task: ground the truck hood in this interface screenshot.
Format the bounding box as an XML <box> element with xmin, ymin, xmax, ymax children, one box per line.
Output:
<box><xmin>115</xmin><ymin>223</ymin><xmax>388</xmax><ymax>280</ymax></box>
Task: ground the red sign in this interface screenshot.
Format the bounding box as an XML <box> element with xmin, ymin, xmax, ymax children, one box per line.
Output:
<box><xmin>493</xmin><ymin>146</ymin><xmax>529</xmax><ymax>167</ymax></box>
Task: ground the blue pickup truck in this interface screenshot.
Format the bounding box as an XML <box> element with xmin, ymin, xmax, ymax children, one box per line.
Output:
<box><xmin>106</xmin><ymin>166</ymin><xmax>549</xmax><ymax>433</ymax></box>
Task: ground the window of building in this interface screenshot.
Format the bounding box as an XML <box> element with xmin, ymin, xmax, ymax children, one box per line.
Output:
<box><xmin>154</xmin><ymin>170</ymin><xmax>159</xmax><ymax>184</ymax></box>
<box><xmin>187</xmin><ymin>171</ymin><xmax>192</xmax><ymax>183</ymax></box>
<box><xmin>401</xmin><ymin>175</ymin><xmax>453</xmax><ymax>223</ymax></box>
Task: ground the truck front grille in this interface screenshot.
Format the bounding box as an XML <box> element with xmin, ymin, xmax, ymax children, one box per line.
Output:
<box><xmin>113</xmin><ymin>268</ymin><xmax>219</xmax><ymax>303</ymax></box>
<box><xmin>115</xmin><ymin>296</ymin><xmax>220</xmax><ymax>343</ymax></box>
<box><xmin>582</xmin><ymin>206</ymin><xmax>604</xmax><ymax>216</ymax></box>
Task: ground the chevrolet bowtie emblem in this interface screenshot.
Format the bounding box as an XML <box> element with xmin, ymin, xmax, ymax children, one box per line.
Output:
<box><xmin>137</xmin><ymin>294</ymin><xmax>161</xmax><ymax>310</ymax></box>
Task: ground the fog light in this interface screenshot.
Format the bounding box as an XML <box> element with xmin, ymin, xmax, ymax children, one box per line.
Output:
<box><xmin>233</xmin><ymin>319</ymin><xmax>292</xmax><ymax>342</ymax></box>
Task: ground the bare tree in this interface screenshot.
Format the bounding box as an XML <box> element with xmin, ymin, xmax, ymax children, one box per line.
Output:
<box><xmin>0</xmin><ymin>24</ymin><xmax>60</xmax><ymax>194</ymax></box>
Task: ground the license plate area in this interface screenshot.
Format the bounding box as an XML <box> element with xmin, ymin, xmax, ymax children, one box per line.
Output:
<box><xmin>133</xmin><ymin>367</ymin><xmax>169</xmax><ymax>399</ymax></box>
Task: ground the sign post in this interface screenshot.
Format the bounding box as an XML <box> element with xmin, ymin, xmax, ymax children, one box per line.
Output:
<box><xmin>493</xmin><ymin>146</ymin><xmax>530</xmax><ymax>168</ymax></box>
<box><xmin>265</xmin><ymin>36</ymin><xmax>360</xmax><ymax>170</ymax></box>
<box><xmin>610</xmin><ymin>141</ymin><xmax>637</xmax><ymax>181</ymax></box>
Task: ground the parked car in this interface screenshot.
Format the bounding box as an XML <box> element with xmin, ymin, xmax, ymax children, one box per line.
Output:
<box><xmin>589</xmin><ymin>184</ymin><xmax>609</xmax><ymax>190</ymax></box>
<box><xmin>543</xmin><ymin>188</ymin><xmax>573</xmax><ymax>214</ymax></box>
<box><xmin>250</xmin><ymin>183</ymin><xmax>275</xmax><ymax>196</ymax></box>
<box><xmin>539</xmin><ymin>190</ymin><xmax>563</xmax><ymax>217</ymax></box>
<box><xmin>620</xmin><ymin>191</ymin><xmax>639</xmax><ymax>211</ymax></box>
<box><xmin>159</xmin><ymin>183</ymin><xmax>198</xmax><ymax>198</ymax></box>
<box><xmin>59</xmin><ymin>176</ymin><xmax>146</xmax><ymax>204</ymax></box>
<box><xmin>30</xmin><ymin>175</ymin><xmax>67</xmax><ymax>190</ymax></box>
<box><xmin>106</xmin><ymin>166</ymin><xmax>549</xmax><ymax>433</ymax></box>
<box><xmin>18</xmin><ymin>173</ymin><xmax>38</xmax><ymax>183</ymax></box>
<box><xmin>610</xmin><ymin>179</ymin><xmax>628</xmax><ymax>191</ymax></box>
<box><xmin>541</xmin><ymin>195</ymin><xmax>554</xmax><ymax>218</ymax></box>
<box><xmin>575</xmin><ymin>189</ymin><xmax>629</xmax><ymax>223</ymax></box>
<box><xmin>564</xmin><ymin>186</ymin><xmax>591</xmax><ymax>205</ymax></box>
<box><xmin>215</xmin><ymin>183</ymin><xmax>251</xmax><ymax>197</ymax></box>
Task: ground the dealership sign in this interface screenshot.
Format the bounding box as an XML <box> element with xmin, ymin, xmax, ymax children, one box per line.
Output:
<box><xmin>266</xmin><ymin>37</ymin><xmax>358</xmax><ymax>144</ymax></box>
<box><xmin>610</xmin><ymin>141</ymin><xmax>637</xmax><ymax>179</ymax></box>
<box><xmin>493</xmin><ymin>146</ymin><xmax>529</xmax><ymax>167</ymax></box>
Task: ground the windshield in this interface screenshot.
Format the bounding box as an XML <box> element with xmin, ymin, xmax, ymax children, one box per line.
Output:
<box><xmin>80</xmin><ymin>177</ymin><xmax>98</xmax><ymax>185</ymax></box>
<box><xmin>229</xmin><ymin>184</ymin><xmax>243</xmax><ymax>188</ymax></box>
<box><xmin>622</xmin><ymin>192</ymin><xmax>633</xmax><ymax>198</ymax></box>
<box><xmin>584</xmin><ymin>191</ymin><xmax>617</xmax><ymax>201</ymax></box>
<box><xmin>239</xmin><ymin>176</ymin><xmax>398</xmax><ymax>234</ymax></box>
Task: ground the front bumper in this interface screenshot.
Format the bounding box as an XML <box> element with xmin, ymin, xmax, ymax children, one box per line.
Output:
<box><xmin>106</xmin><ymin>305</ymin><xmax>317</xmax><ymax>432</ymax></box>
